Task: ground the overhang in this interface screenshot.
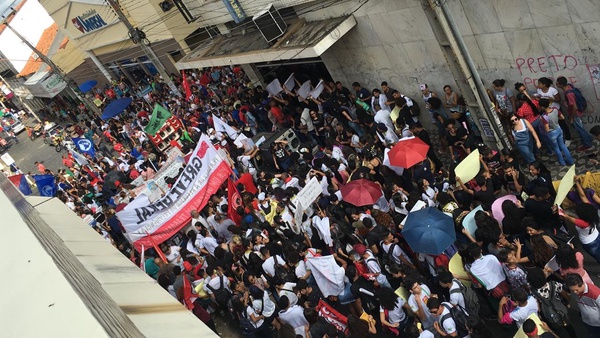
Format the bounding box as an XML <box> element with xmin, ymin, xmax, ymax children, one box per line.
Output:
<box><xmin>176</xmin><ymin>15</ymin><xmax>356</xmax><ymax>69</ymax></box>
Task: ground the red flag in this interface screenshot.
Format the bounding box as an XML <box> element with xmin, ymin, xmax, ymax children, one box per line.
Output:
<box><xmin>182</xmin><ymin>274</ymin><xmax>195</xmax><ymax>310</ymax></box>
<box><xmin>182</xmin><ymin>70</ymin><xmax>192</xmax><ymax>101</ymax></box>
<box><xmin>145</xmin><ymin>231</ymin><xmax>167</xmax><ymax>263</ymax></box>
<box><xmin>228</xmin><ymin>178</ymin><xmax>242</xmax><ymax>225</ymax></box>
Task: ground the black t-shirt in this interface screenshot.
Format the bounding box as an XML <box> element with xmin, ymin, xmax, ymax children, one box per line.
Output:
<box><xmin>473</xmin><ymin>180</ymin><xmax>496</xmax><ymax>209</ymax></box>
<box><xmin>364</xmin><ymin>226</ymin><xmax>387</xmax><ymax>249</ymax></box>
<box><xmin>356</xmin><ymin>88</ymin><xmax>371</xmax><ymax>102</ymax></box>
<box><xmin>350</xmin><ymin>276</ymin><xmax>379</xmax><ymax>312</ymax></box>
<box><xmin>524</xmin><ymin>198</ymin><xmax>560</xmax><ymax>230</ymax></box>
<box><xmin>335</xmin><ymin>87</ymin><xmax>352</xmax><ymax>104</ymax></box>
<box><xmin>504</xmin><ymin>173</ymin><xmax>527</xmax><ymax>194</ymax></box>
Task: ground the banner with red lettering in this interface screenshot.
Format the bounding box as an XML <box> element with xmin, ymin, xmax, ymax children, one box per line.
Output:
<box><xmin>316</xmin><ymin>299</ymin><xmax>348</xmax><ymax>334</ymax></box>
<box><xmin>117</xmin><ymin>135</ymin><xmax>231</xmax><ymax>250</ymax></box>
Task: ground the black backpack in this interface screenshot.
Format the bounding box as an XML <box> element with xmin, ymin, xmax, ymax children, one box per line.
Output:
<box><xmin>239</xmin><ymin>307</ymin><xmax>257</xmax><ymax>337</ymax></box>
<box><xmin>274</xmin><ymin>255</ymin><xmax>296</xmax><ymax>283</ymax></box>
<box><xmin>532</xmin><ymin>281</ymin><xmax>569</xmax><ymax>326</ymax></box>
<box><xmin>449</xmin><ymin>279</ymin><xmax>480</xmax><ymax>317</ymax></box>
<box><xmin>206</xmin><ymin>275</ymin><xmax>232</xmax><ymax>309</ymax></box>
<box><xmin>379</xmin><ymin>241</ymin><xmax>397</xmax><ymax>275</ymax></box>
<box><xmin>409</xmin><ymin>98</ymin><xmax>421</xmax><ymax>116</ymax></box>
<box><xmin>440</xmin><ymin>303</ymin><xmax>470</xmax><ymax>338</ymax></box>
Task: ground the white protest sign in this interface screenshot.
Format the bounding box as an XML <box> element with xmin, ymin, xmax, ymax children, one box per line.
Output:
<box><xmin>266</xmin><ymin>79</ymin><xmax>283</xmax><ymax>97</ymax></box>
<box><xmin>284</xmin><ymin>73</ymin><xmax>296</xmax><ymax>91</ymax></box>
<box><xmin>309</xmin><ymin>80</ymin><xmax>324</xmax><ymax>99</ymax></box>
<box><xmin>1</xmin><ymin>153</ymin><xmax>15</xmax><ymax>166</ymax></box>
<box><xmin>297</xmin><ymin>81</ymin><xmax>311</xmax><ymax>101</ymax></box>
<box><xmin>400</xmin><ymin>200</ymin><xmax>427</xmax><ymax>226</ymax></box>
<box><xmin>296</xmin><ymin>177</ymin><xmax>322</xmax><ymax>211</ymax></box>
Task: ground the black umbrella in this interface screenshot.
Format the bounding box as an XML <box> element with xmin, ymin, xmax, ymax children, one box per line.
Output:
<box><xmin>104</xmin><ymin>170</ymin><xmax>127</xmax><ymax>191</ymax></box>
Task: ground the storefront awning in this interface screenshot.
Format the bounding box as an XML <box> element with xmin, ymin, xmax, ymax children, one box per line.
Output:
<box><xmin>23</xmin><ymin>71</ymin><xmax>68</xmax><ymax>98</ymax></box>
<box><xmin>176</xmin><ymin>15</ymin><xmax>356</xmax><ymax>69</ymax></box>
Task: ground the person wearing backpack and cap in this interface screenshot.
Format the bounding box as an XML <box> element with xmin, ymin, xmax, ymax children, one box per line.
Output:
<box><xmin>498</xmin><ymin>288</ymin><xmax>539</xmax><ymax>328</ymax></box>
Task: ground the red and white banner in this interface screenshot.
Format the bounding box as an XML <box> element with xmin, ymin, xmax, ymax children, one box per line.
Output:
<box><xmin>316</xmin><ymin>299</ymin><xmax>348</xmax><ymax>334</ymax></box>
<box><xmin>117</xmin><ymin>135</ymin><xmax>231</xmax><ymax>250</ymax></box>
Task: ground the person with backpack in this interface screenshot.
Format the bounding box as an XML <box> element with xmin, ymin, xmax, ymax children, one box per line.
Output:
<box><xmin>527</xmin><ymin>267</ymin><xmax>577</xmax><ymax>338</ymax></box>
<box><xmin>204</xmin><ymin>266</ymin><xmax>233</xmax><ymax>315</ymax></box>
<box><xmin>498</xmin><ymin>288</ymin><xmax>539</xmax><ymax>328</ymax></box>
<box><xmin>378</xmin><ymin>286</ymin><xmax>411</xmax><ymax>336</ymax></box>
<box><xmin>353</xmin><ymin>243</ymin><xmax>391</xmax><ymax>289</ymax></box>
<box><xmin>380</xmin><ymin>229</ymin><xmax>416</xmax><ymax>271</ymax></box>
<box><xmin>427</xmin><ymin>297</ymin><xmax>470</xmax><ymax>338</ymax></box>
<box><xmin>437</xmin><ymin>271</ymin><xmax>480</xmax><ymax>317</ymax></box>
<box><xmin>556</xmin><ymin>76</ymin><xmax>593</xmax><ymax>152</ymax></box>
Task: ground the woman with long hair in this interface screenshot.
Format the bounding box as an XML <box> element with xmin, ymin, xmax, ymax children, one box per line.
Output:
<box><xmin>538</xmin><ymin>98</ymin><xmax>574</xmax><ymax>166</ymax></box>
<box><xmin>526</xmin><ymin>160</ymin><xmax>557</xmax><ymax>198</ymax></box>
<box><xmin>417</xmin><ymin>178</ymin><xmax>438</xmax><ymax>208</ymax></box>
<box><xmin>556</xmin><ymin>245</ymin><xmax>595</xmax><ymax>285</ymax></box>
<box><xmin>501</xmin><ymin>199</ymin><xmax>526</xmax><ymax>240</ymax></box>
<box><xmin>528</xmin><ymin>235</ymin><xmax>556</xmax><ymax>268</ymax></box>
<box><xmin>508</xmin><ymin>111</ymin><xmax>541</xmax><ymax>164</ymax></box>
<box><xmin>378</xmin><ymin>287</ymin><xmax>410</xmax><ymax>334</ymax></box>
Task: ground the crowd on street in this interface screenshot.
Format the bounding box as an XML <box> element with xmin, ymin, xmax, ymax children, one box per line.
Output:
<box><xmin>8</xmin><ymin>65</ymin><xmax>600</xmax><ymax>338</ymax></box>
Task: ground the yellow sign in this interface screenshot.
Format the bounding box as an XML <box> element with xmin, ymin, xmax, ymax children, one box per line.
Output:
<box><xmin>448</xmin><ymin>253</ymin><xmax>471</xmax><ymax>287</ymax></box>
<box><xmin>454</xmin><ymin>149</ymin><xmax>480</xmax><ymax>182</ymax></box>
<box><xmin>554</xmin><ymin>165</ymin><xmax>576</xmax><ymax>206</ymax></box>
<box><xmin>513</xmin><ymin>313</ymin><xmax>546</xmax><ymax>338</ymax></box>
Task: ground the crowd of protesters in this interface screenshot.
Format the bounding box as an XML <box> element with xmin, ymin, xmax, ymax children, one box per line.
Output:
<box><xmin>12</xmin><ymin>64</ymin><xmax>600</xmax><ymax>338</ymax></box>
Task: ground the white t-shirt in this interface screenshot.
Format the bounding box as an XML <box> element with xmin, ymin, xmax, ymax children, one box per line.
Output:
<box><xmin>279</xmin><ymin>282</ymin><xmax>298</xmax><ymax>307</ymax></box>
<box><xmin>380</xmin><ymin>297</ymin><xmax>406</xmax><ymax>324</ymax></box>
<box><xmin>252</xmin><ymin>292</ymin><xmax>276</xmax><ymax>318</ymax></box>
<box><xmin>365</xmin><ymin>251</ymin><xmax>388</xmax><ymax>286</ymax></box>
<box><xmin>575</xmin><ymin>220</ymin><xmax>599</xmax><ymax>245</ymax></box>
<box><xmin>278</xmin><ymin>305</ymin><xmax>309</xmax><ymax>337</ymax></box>
<box><xmin>246</xmin><ymin>306</ymin><xmax>264</xmax><ymax>328</ymax></box>
<box><xmin>201</xmin><ymin>236</ymin><xmax>219</xmax><ymax>256</ymax></box>
<box><xmin>238</xmin><ymin>155</ymin><xmax>256</xmax><ymax>175</ymax></box>
<box><xmin>468</xmin><ymin>255</ymin><xmax>506</xmax><ymax>290</ymax></box>
<box><xmin>408</xmin><ymin>284</ymin><xmax>435</xmax><ymax>329</ymax></box>
<box><xmin>509</xmin><ymin>297</ymin><xmax>539</xmax><ymax>328</ymax></box>
<box><xmin>449</xmin><ymin>280</ymin><xmax>467</xmax><ymax>314</ymax></box>
<box><xmin>262</xmin><ymin>255</ymin><xmax>285</xmax><ymax>278</ymax></box>
<box><xmin>165</xmin><ymin>246</ymin><xmax>183</xmax><ymax>267</ymax></box>
<box><xmin>438</xmin><ymin>305</ymin><xmax>458</xmax><ymax>336</ymax></box>
<box><xmin>374</xmin><ymin>109</ymin><xmax>394</xmax><ymax>132</ymax></box>
<box><xmin>295</xmin><ymin>260</ymin><xmax>309</xmax><ymax>279</ymax></box>
<box><xmin>381</xmin><ymin>242</ymin><xmax>413</xmax><ymax>266</ymax></box>
<box><xmin>537</xmin><ymin>87</ymin><xmax>560</xmax><ymax>109</ymax></box>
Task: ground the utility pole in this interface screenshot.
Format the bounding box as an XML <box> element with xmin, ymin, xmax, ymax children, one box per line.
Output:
<box><xmin>105</xmin><ymin>0</ymin><xmax>182</xmax><ymax>97</ymax></box>
<box><xmin>2</xmin><ymin>18</ymin><xmax>102</xmax><ymax>116</ymax></box>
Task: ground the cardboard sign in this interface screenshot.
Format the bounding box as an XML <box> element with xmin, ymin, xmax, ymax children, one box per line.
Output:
<box><xmin>295</xmin><ymin>177</ymin><xmax>322</xmax><ymax>211</ymax></box>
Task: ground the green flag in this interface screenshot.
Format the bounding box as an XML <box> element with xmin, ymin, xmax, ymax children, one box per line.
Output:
<box><xmin>145</xmin><ymin>104</ymin><xmax>172</xmax><ymax>136</ymax></box>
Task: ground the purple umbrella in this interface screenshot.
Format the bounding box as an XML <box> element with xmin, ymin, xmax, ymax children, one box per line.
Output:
<box><xmin>491</xmin><ymin>194</ymin><xmax>518</xmax><ymax>224</ymax></box>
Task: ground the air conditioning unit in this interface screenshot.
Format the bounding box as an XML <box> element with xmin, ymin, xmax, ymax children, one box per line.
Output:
<box><xmin>252</xmin><ymin>4</ymin><xmax>287</xmax><ymax>43</ymax></box>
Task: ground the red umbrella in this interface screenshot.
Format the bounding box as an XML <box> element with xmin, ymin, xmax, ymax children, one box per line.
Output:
<box><xmin>340</xmin><ymin>179</ymin><xmax>383</xmax><ymax>206</ymax></box>
<box><xmin>388</xmin><ymin>137</ymin><xmax>430</xmax><ymax>168</ymax></box>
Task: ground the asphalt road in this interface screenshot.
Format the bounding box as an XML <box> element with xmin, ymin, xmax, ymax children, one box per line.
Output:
<box><xmin>1</xmin><ymin>129</ymin><xmax>65</xmax><ymax>175</ymax></box>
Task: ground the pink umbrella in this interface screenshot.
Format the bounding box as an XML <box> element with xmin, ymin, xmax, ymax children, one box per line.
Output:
<box><xmin>491</xmin><ymin>195</ymin><xmax>518</xmax><ymax>224</ymax></box>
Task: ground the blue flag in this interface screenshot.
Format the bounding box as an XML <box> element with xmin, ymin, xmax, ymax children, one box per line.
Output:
<box><xmin>8</xmin><ymin>174</ymin><xmax>32</xmax><ymax>195</ymax></box>
<box><xmin>33</xmin><ymin>174</ymin><xmax>56</xmax><ymax>197</ymax></box>
<box><xmin>72</xmin><ymin>137</ymin><xmax>95</xmax><ymax>157</ymax></box>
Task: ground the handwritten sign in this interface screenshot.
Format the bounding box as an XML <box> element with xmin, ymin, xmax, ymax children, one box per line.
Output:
<box><xmin>295</xmin><ymin>177</ymin><xmax>322</xmax><ymax>211</ymax></box>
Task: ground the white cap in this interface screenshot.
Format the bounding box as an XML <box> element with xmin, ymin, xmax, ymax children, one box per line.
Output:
<box><xmin>208</xmin><ymin>128</ymin><xmax>215</xmax><ymax>134</ymax></box>
<box><xmin>258</xmin><ymin>192</ymin><xmax>265</xmax><ymax>201</ymax></box>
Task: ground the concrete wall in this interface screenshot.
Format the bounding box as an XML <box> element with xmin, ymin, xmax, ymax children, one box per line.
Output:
<box><xmin>303</xmin><ymin>0</ymin><xmax>600</xmax><ymax>129</ymax></box>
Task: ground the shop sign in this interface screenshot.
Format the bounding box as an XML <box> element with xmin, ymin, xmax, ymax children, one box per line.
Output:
<box><xmin>222</xmin><ymin>0</ymin><xmax>246</xmax><ymax>24</ymax></box>
<box><xmin>72</xmin><ymin>9</ymin><xmax>108</xmax><ymax>34</ymax></box>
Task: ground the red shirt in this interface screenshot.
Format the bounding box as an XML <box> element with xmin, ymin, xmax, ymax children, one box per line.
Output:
<box><xmin>113</xmin><ymin>143</ymin><xmax>124</xmax><ymax>153</ymax></box>
<box><xmin>516</xmin><ymin>100</ymin><xmax>539</xmax><ymax>123</ymax></box>
<box><xmin>62</xmin><ymin>158</ymin><xmax>74</xmax><ymax>168</ymax></box>
<box><xmin>169</xmin><ymin>139</ymin><xmax>181</xmax><ymax>150</ymax></box>
<box><xmin>271</xmin><ymin>106</ymin><xmax>285</xmax><ymax>124</ymax></box>
<box><xmin>37</xmin><ymin>163</ymin><xmax>46</xmax><ymax>173</ymax></box>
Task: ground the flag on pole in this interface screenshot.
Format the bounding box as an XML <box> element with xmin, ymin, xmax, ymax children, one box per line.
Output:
<box><xmin>8</xmin><ymin>174</ymin><xmax>32</xmax><ymax>195</ymax></box>
<box><xmin>182</xmin><ymin>273</ymin><xmax>196</xmax><ymax>310</ymax></box>
<box><xmin>72</xmin><ymin>137</ymin><xmax>96</xmax><ymax>157</ymax></box>
<box><xmin>140</xmin><ymin>244</ymin><xmax>145</xmax><ymax>272</ymax></box>
<box><xmin>33</xmin><ymin>174</ymin><xmax>56</xmax><ymax>197</ymax></box>
<box><xmin>145</xmin><ymin>104</ymin><xmax>172</xmax><ymax>136</ymax></box>
<box><xmin>228</xmin><ymin>178</ymin><xmax>242</xmax><ymax>225</ymax></box>
<box><xmin>182</xmin><ymin>70</ymin><xmax>192</xmax><ymax>101</ymax></box>
<box><xmin>146</xmin><ymin>231</ymin><xmax>167</xmax><ymax>263</ymax></box>
<box><xmin>316</xmin><ymin>299</ymin><xmax>348</xmax><ymax>334</ymax></box>
<box><xmin>212</xmin><ymin>115</ymin><xmax>238</xmax><ymax>139</ymax></box>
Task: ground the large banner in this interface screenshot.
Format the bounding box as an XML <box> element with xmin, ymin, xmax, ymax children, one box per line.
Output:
<box><xmin>117</xmin><ymin>135</ymin><xmax>231</xmax><ymax>250</ymax></box>
<box><xmin>131</xmin><ymin>147</ymin><xmax>184</xmax><ymax>196</ymax></box>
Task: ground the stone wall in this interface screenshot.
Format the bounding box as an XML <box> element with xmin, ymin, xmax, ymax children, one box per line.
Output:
<box><xmin>301</xmin><ymin>0</ymin><xmax>600</xmax><ymax>129</ymax></box>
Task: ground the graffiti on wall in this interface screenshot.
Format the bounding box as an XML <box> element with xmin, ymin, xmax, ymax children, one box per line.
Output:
<box><xmin>515</xmin><ymin>54</ymin><xmax>600</xmax><ymax>123</ymax></box>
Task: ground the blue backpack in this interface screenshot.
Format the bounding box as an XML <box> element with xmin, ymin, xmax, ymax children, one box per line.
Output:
<box><xmin>566</xmin><ymin>85</ymin><xmax>588</xmax><ymax>112</ymax></box>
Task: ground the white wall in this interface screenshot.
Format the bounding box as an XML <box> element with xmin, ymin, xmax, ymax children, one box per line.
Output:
<box><xmin>303</xmin><ymin>0</ymin><xmax>600</xmax><ymax>129</ymax></box>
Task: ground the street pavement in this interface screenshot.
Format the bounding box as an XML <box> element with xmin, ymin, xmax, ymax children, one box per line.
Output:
<box><xmin>2</xmin><ymin>130</ymin><xmax>65</xmax><ymax>175</ymax></box>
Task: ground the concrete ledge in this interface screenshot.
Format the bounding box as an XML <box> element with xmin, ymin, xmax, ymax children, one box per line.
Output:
<box><xmin>1</xmin><ymin>175</ymin><xmax>217</xmax><ymax>338</ymax></box>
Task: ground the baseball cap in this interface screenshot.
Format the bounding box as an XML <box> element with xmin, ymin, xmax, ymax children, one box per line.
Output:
<box><xmin>353</xmin><ymin>244</ymin><xmax>367</xmax><ymax>256</ymax></box>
